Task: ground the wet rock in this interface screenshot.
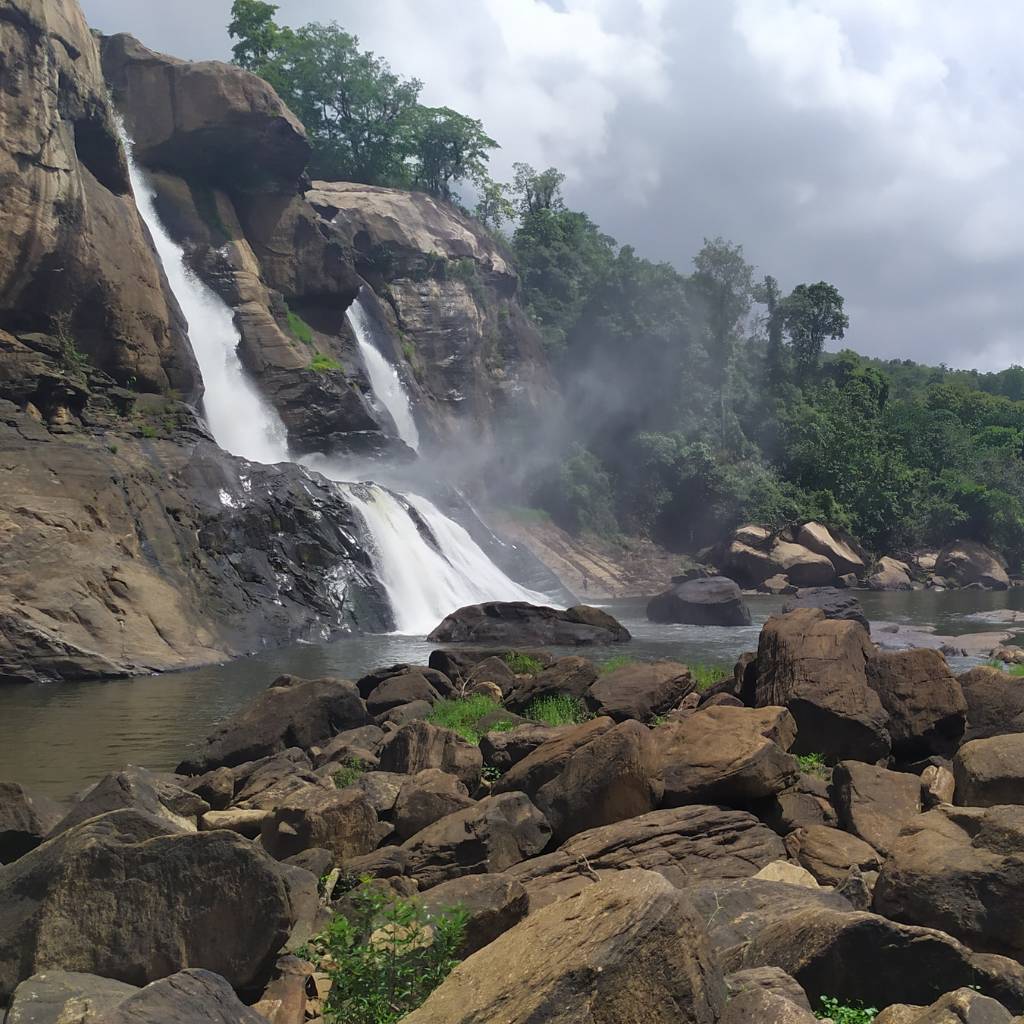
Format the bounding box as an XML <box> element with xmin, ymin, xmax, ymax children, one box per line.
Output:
<box><xmin>755</xmin><ymin>608</ymin><xmax>890</xmax><ymax>763</ymax></box>
<box><xmin>401</xmin><ymin>870</ymin><xmax>727</xmax><ymax>1024</ymax></box>
<box><xmin>0</xmin><ymin>810</ymin><xmax>293</xmax><ymax>1001</ymax></box>
<box><xmin>399</xmin><ymin>792</ymin><xmax>551</xmax><ymax>889</ymax></box>
<box><xmin>377</xmin><ymin>720</ymin><xmax>483</xmax><ymax>788</ymax></box>
<box><xmin>417</xmin><ymin>873</ymin><xmax>529</xmax><ymax>956</ymax></box>
<box><xmin>0</xmin><ymin>782</ymin><xmax>64</xmax><ymax>864</ymax></box>
<box><xmin>586</xmin><ymin>660</ymin><xmax>694</xmax><ymax>722</ymax></box>
<box><xmin>508</xmin><ymin>805</ymin><xmax>786</xmax><ymax>908</ymax></box>
<box><xmin>646</xmin><ymin>576</ymin><xmax>752</xmax><ymax>626</ymax></box>
<box><xmin>427</xmin><ymin>601</ymin><xmax>630</xmax><ymax>646</ymax></box>
<box><xmin>178</xmin><ymin>677</ymin><xmax>370</xmax><ymax>773</ymax></box>
<box><xmin>831</xmin><ymin>760</ymin><xmax>922</xmax><ymax>856</ymax></box>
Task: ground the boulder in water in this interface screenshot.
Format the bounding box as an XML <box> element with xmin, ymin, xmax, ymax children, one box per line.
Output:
<box><xmin>782</xmin><ymin>586</ymin><xmax>869</xmax><ymax>631</ymax></box>
<box><xmin>646</xmin><ymin>576</ymin><xmax>752</xmax><ymax>626</ymax></box>
<box><xmin>935</xmin><ymin>540</ymin><xmax>1010</xmax><ymax>590</ymax></box>
<box><xmin>427</xmin><ymin>602</ymin><xmax>630</xmax><ymax>646</ymax></box>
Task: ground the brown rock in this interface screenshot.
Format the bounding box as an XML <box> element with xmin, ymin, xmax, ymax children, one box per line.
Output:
<box><xmin>866</xmin><ymin>649</ymin><xmax>967</xmax><ymax>758</ymax></box>
<box><xmin>755</xmin><ymin>608</ymin><xmax>890</xmax><ymax>762</ymax></box>
<box><xmin>427</xmin><ymin>601</ymin><xmax>630</xmax><ymax>646</ymax></box>
<box><xmin>4</xmin><ymin>970</ymin><xmax>138</xmax><ymax>1024</ymax></box>
<box><xmin>726</xmin><ymin>966</ymin><xmax>813</xmax><ymax>1011</ymax></box>
<box><xmin>0</xmin><ymin>782</ymin><xmax>64</xmax><ymax>864</ymax></box>
<box><xmin>261</xmin><ymin>786</ymin><xmax>379</xmax><ymax>863</ymax></box>
<box><xmin>796</xmin><ymin>522</ymin><xmax>865</xmax><ymax>576</ymax></box>
<box><xmin>721</xmin><ymin>988</ymin><xmax>818</xmax><ymax>1023</ymax></box>
<box><xmin>954</xmin><ymin>735</ymin><xmax>1024</xmax><ymax>807</ymax></box>
<box><xmin>508</xmin><ymin>805</ymin><xmax>786</xmax><ymax>908</ymax></box>
<box><xmin>401</xmin><ymin>870</ymin><xmax>726</xmax><ymax>1024</ymax></box>
<box><xmin>831</xmin><ymin>760</ymin><xmax>922</xmax><ymax>856</ymax></box>
<box><xmin>506</xmin><ymin>655</ymin><xmax>597</xmax><ymax>711</ymax></box>
<box><xmin>417</xmin><ymin>873</ymin><xmax>529</xmax><ymax>956</ymax></box>
<box><xmin>587</xmin><ymin>660</ymin><xmax>695</xmax><ymax>722</ymax></box>
<box><xmin>392</xmin><ymin>769</ymin><xmax>475</xmax><ymax>842</ymax></box>
<box><xmin>786</xmin><ymin>825</ymin><xmax>881</xmax><ymax>886</ymax></box>
<box><xmin>479</xmin><ymin>723</ymin><xmax>570</xmax><ymax>773</ymax></box>
<box><xmin>199</xmin><ymin>809</ymin><xmax>268</xmax><ymax>839</ymax></box>
<box><xmin>936</xmin><ymin>541</ymin><xmax>1010</xmax><ymax>590</ymax></box>
<box><xmin>365</xmin><ymin>673</ymin><xmax>440</xmax><ymax>715</ymax></box>
<box><xmin>868</xmin><ymin>556</ymin><xmax>914</xmax><ymax>591</ymax></box>
<box><xmin>876</xmin><ymin>988</ymin><xmax>1015</xmax><ymax>1024</ymax></box>
<box><xmin>960</xmin><ymin>666</ymin><xmax>1024</xmax><ymax>742</ymax></box>
<box><xmin>377</xmin><ymin>719</ymin><xmax>482</xmax><ymax>788</ymax></box>
<box><xmin>921</xmin><ymin>764</ymin><xmax>956</xmax><ymax>807</ymax></box>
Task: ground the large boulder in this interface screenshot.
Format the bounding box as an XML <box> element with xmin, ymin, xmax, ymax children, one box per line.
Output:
<box><xmin>785</xmin><ymin>825</ymin><xmax>882</xmax><ymax>886</ymax></box>
<box><xmin>399</xmin><ymin>792</ymin><xmax>551</xmax><ymax>889</ymax></box>
<box><xmin>508</xmin><ymin>805</ymin><xmax>787</xmax><ymax>908</ymax></box>
<box><xmin>646</xmin><ymin>576</ymin><xmax>752</xmax><ymax>626</ymax></box>
<box><xmin>755</xmin><ymin>609</ymin><xmax>891</xmax><ymax>762</ymax></box>
<box><xmin>875</xmin><ymin>989</ymin><xmax>1017</xmax><ymax>1024</ymax></box>
<box><xmin>377</xmin><ymin>719</ymin><xmax>482</xmax><ymax>788</ymax></box>
<box><xmin>402</xmin><ymin>869</ymin><xmax>727</xmax><ymax>1024</ymax></box>
<box><xmin>935</xmin><ymin>541</ymin><xmax>1010</xmax><ymax>590</ymax></box>
<box><xmin>796</xmin><ymin>523</ymin><xmax>866</xmax><ymax>577</ymax></box>
<box><xmin>364</xmin><ymin>673</ymin><xmax>440</xmax><ymax>715</ymax></box>
<box><xmin>392</xmin><ymin>769</ymin><xmax>475</xmax><ymax>841</ymax></box>
<box><xmin>427</xmin><ymin>602</ymin><xmax>630</xmax><ymax>646</ymax></box>
<box><xmin>506</xmin><ymin>656</ymin><xmax>597</xmax><ymax>711</ymax></box>
<box><xmin>782</xmin><ymin>587</ymin><xmax>869</xmax><ymax>631</ymax></box>
<box><xmin>100</xmin><ymin>33</ymin><xmax>309</xmax><ymax>193</ymax></box>
<box><xmin>959</xmin><ymin>666</ymin><xmax>1024</xmax><ymax>742</ymax></box>
<box><xmin>416</xmin><ymin>873</ymin><xmax>529</xmax><ymax>957</ymax></box>
<box><xmin>586</xmin><ymin>660</ymin><xmax>694</xmax><ymax>722</ymax></box>
<box><xmin>873</xmin><ymin>805</ymin><xmax>1024</xmax><ymax>962</ymax></box>
<box><xmin>868</xmin><ymin>556</ymin><xmax>914</xmax><ymax>591</ymax></box>
<box><xmin>493</xmin><ymin>718</ymin><xmax>662</xmax><ymax>844</ymax></box>
<box><xmin>831</xmin><ymin>760</ymin><xmax>922</xmax><ymax>856</ymax></box>
<box><xmin>953</xmin><ymin>734</ymin><xmax>1024</xmax><ymax>807</ymax></box>
<box><xmin>0</xmin><ymin>810</ymin><xmax>294</xmax><ymax>1001</ymax></box>
<box><xmin>722</xmin><ymin>533</ymin><xmax>836</xmax><ymax>588</ymax></box>
<box><xmin>4</xmin><ymin>970</ymin><xmax>138</xmax><ymax>1023</ymax></box>
<box><xmin>260</xmin><ymin>785</ymin><xmax>379</xmax><ymax>862</ymax></box>
<box><xmin>177</xmin><ymin>676</ymin><xmax>370</xmax><ymax>773</ymax></box>
<box><xmin>866</xmin><ymin>649</ymin><xmax>967</xmax><ymax>759</ymax></box>
<box><xmin>655</xmin><ymin>705</ymin><xmax>799</xmax><ymax>807</ymax></box>
<box><xmin>479</xmin><ymin>723</ymin><xmax>570</xmax><ymax>773</ymax></box>
<box><xmin>0</xmin><ymin>783</ymin><xmax>63</xmax><ymax>864</ymax></box>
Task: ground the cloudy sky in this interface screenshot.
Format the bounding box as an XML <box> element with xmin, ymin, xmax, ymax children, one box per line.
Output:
<box><xmin>81</xmin><ymin>0</ymin><xmax>1024</xmax><ymax>371</ymax></box>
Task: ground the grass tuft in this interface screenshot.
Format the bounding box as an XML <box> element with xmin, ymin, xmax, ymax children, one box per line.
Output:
<box><xmin>333</xmin><ymin>758</ymin><xmax>366</xmax><ymax>789</ymax></box>
<box><xmin>599</xmin><ymin>655</ymin><xmax>635</xmax><ymax>674</ymax></box>
<box><xmin>311</xmin><ymin>353</ymin><xmax>342</xmax><ymax>373</ymax></box>
<box><xmin>815</xmin><ymin>995</ymin><xmax>877</xmax><ymax>1023</ymax></box>
<box><xmin>503</xmin><ymin>651</ymin><xmax>545</xmax><ymax>675</ymax></box>
<box><xmin>287</xmin><ymin>308</ymin><xmax>314</xmax><ymax>346</ymax></box>
<box><xmin>688</xmin><ymin>662</ymin><xmax>731</xmax><ymax>692</ymax></box>
<box><xmin>797</xmin><ymin>752</ymin><xmax>830</xmax><ymax>777</ymax></box>
<box><xmin>427</xmin><ymin>695</ymin><xmax>505</xmax><ymax>744</ymax></box>
<box><xmin>523</xmin><ymin>694</ymin><xmax>591</xmax><ymax>728</ymax></box>
<box><xmin>986</xmin><ymin>658</ymin><xmax>1024</xmax><ymax>677</ymax></box>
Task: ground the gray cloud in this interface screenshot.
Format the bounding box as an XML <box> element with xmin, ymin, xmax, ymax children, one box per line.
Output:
<box><xmin>80</xmin><ymin>0</ymin><xmax>1024</xmax><ymax>371</ymax></box>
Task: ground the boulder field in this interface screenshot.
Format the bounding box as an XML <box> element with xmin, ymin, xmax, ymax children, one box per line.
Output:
<box><xmin>2</xmin><ymin>608</ymin><xmax>1024</xmax><ymax>1022</ymax></box>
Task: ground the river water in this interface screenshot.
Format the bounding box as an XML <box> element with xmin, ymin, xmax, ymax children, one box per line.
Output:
<box><xmin>1</xmin><ymin>589</ymin><xmax>1022</xmax><ymax>799</ymax></box>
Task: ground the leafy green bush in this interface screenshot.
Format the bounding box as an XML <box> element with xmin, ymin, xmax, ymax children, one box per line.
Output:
<box><xmin>300</xmin><ymin>881</ymin><xmax>468</xmax><ymax>1024</ymax></box>
<box><xmin>689</xmin><ymin>663</ymin><xmax>730</xmax><ymax>692</ymax></box>
<box><xmin>986</xmin><ymin>658</ymin><xmax>1024</xmax><ymax>677</ymax></box>
<box><xmin>599</xmin><ymin>655</ymin><xmax>635</xmax><ymax>674</ymax></box>
<box><xmin>816</xmin><ymin>995</ymin><xmax>877</xmax><ymax>1023</ymax></box>
<box><xmin>503</xmin><ymin>651</ymin><xmax>545</xmax><ymax>675</ymax></box>
<box><xmin>311</xmin><ymin>354</ymin><xmax>342</xmax><ymax>373</ymax></box>
<box><xmin>333</xmin><ymin>758</ymin><xmax>366</xmax><ymax>789</ymax></box>
<box><xmin>524</xmin><ymin>694</ymin><xmax>591</xmax><ymax>728</ymax></box>
<box><xmin>427</xmin><ymin>695</ymin><xmax>503</xmax><ymax>743</ymax></box>
<box><xmin>797</xmin><ymin>752</ymin><xmax>830</xmax><ymax>777</ymax></box>
<box><xmin>287</xmin><ymin>308</ymin><xmax>314</xmax><ymax>345</ymax></box>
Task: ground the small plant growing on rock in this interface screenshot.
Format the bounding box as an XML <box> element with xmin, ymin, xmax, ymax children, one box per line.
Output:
<box><xmin>525</xmin><ymin>694</ymin><xmax>591</xmax><ymax>728</ymax></box>
<box><xmin>428</xmin><ymin>694</ymin><xmax>505</xmax><ymax>743</ymax></box>
<box><xmin>986</xmin><ymin>658</ymin><xmax>1024</xmax><ymax>678</ymax></box>
<box><xmin>503</xmin><ymin>651</ymin><xmax>544</xmax><ymax>675</ymax></box>
<box><xmin>300</xmin><ymin>881</ymin><xmax>468</xmax><ymax>1024</ymax></box>
<box><xmin>688</xmin><ymin>662</ymin><xmax>730</xmax><ymax>692</ymax></box>
<box><xmin>311</xmin><ymin>354</ymin><xmax>342</xmax><ymax>373</ymax></box>
<box><xmin>333</xmin><ymin>758</ymin><xmax>366</xmax><ymax>789</ymax></box>
<box><xmin>286</xmin><ymin>307</ymin><xmax>315</xmax><ymax>346</ymax></box>
<box><xmin>797</xmin><ymin>752</ymin><xmax>830</xmax><ymax>777</ymax></box>
<box><xmin>816</xmin><ymin>995</ymin><xmax>877</xmax><ymax>1022</ymax></box>
<box><xmin>599</xmin><ymin>655</ymin><xmax>635</xmax><ymax>674</ymax></box>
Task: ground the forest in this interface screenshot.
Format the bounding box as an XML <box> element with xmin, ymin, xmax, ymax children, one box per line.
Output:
<box><xmin>229</xmin><ymin>0</ymin><xmax>1024</xmax><ymax>568</ymax></box>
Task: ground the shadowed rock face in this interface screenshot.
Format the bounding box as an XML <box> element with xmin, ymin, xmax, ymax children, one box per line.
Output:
<box><xmin>0</xmin><ymin>1</ymin><xmax>198</xmax><ymax>396</ymax></box>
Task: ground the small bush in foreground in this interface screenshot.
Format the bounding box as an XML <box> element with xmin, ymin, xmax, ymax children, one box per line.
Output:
<box><xmin>797</xmin><ymin>752</ymin><xmax>830</xmax><ymax>777</ymax></box>
<box><xmin>816</xmin><ymin>995</ymin><xmax>877</xmax><ymax>1023</ymax></box>
<box><xmin>427</xmin><ymin>695</ymin><xmax>502</xmax><ymax>743</ymax></box>
<box><xmin>333</xmin><ymin>758</ymin><xmax>366</xmax><ymax>789</ymax></box>
<box><xmin>524</xmin><ymin>694</ymin><xmax>591</xmax><ymax>727</ymax></box>
<box><xmin>503</xmin><ymin>651</ymin><xmax>545</xmax><ymax>675</ymax></box>
<box><xmin>300</xmin><ymin>882</ymin><xmax>468</xmax><ymax>1024</ymax></box>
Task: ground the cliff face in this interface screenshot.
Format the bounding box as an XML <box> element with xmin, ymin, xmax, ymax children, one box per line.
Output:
<box><xmin>0</xmin><ymin>0</ymin><xmax>198</xmax><ymax>396</ymax></box>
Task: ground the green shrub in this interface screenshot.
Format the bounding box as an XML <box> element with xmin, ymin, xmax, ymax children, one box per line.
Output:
<box><xmin>503</xmin><ymin>651</ymin><xmax>545</xmax><ymax>675</ymax></box>
<box><xmin>689</xmin><ymin>662</ymin><xmax>730</xmax><ymax>692</ymax></box>
<box><xmin>287</xmin><ymin>308</ymin><xmax>314</xmax><ymax>345</ymax></box>
<box><xmin>311</xmin><ymin>354</ymin><xmax>342</xmax><ymax>373</ymax></box>
<box><xmin>986</xmin><ymin>658</ymin><xmax>1024</xmax><ymax>677</ymax></box>
<box><xmin>300</xmin><ymin>881</ymin><xmax>468</xmax><ymax>1024</ymax></box>
<box><xmin>599</xmin><ymin>655</ymin><xmax>635</xmax><ymax>674</ymax></box>
<box><xmin>816</xmin><ymin>995</ymin><xmax>877</xmax><ymax>1023</ymax></box>
<box><xmin>427</xmin><ymin>695</ymin><xmax>503</xmax><ymax>743</ymax></box>
<box><xmin>139</xmin><ymin>424</ymin><xmax>158</xmax><ymax>438</ymax></box>
<box><xmin>333</xmin><ymin>758</ymin><xmax>366</xmax><ymax>789</ymax></box>
<box><xmin>797</xmin><ymin>752</ymin><xmax>830</xmax><ymax>777</ymax></box>
<box><xmin>524</xmin><ymin>694</ymin><xmax>591</xmax><ymax>728</ymax></box>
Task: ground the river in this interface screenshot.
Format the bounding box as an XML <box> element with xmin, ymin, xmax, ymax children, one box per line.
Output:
<box><xmin>1</xmin><ymin>589</ymin><xmax>1022</xmax><ymax>799</ymax></box>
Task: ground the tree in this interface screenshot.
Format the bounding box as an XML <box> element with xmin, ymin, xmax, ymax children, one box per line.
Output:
<box><xmin>781</xmin><ymin>281</ymin><xmax>849</xmax><ymax>380</ymax></box>
<box><xmin>409</xmin><ymin>106</ymin><xmax>497</xmax><ymax>199</ymax></box>
<box><xmin>228</xmin><ymin>0</ymin><xmax>281</xmax><ymax>69</ymax></box>
<box><xmin>474</xmin><ymin>179</ymin><xmax>514</xmax><ymax>232</ymax></box>
<box><xmin>759</xmin><ymin>274</ymin><xmax>786</xmax><ymax>388</ymax></box>
<box><xmin>690</xmin><ymin>238</ymin><xmax>755</xmax><ymax>447</ymax></box>
<box><xmin>512</xmin><ymin>163</ymin><xmax>566</xmax><ymax>216</ymax></box>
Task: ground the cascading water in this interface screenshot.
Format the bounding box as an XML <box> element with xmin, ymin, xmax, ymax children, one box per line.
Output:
<box><xmin>124</xmin><ymin>136</ymin><xmax>289</xmax><ymax>465</ymax></box>
<box><xmin>125</xmin><ymin>134</ymin><xmax>551</xmax><ymax>634</ymax></box>
<box><xmin>346</xmin><ymin>290</ymin><xmax>420</xmax><ymax>451</ymax></box>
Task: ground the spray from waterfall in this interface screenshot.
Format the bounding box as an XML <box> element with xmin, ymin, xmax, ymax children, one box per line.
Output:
<box><xmin>346</xmin><ymin>290</ymin><xmax>420</xmax><ymax>451</ymax></box>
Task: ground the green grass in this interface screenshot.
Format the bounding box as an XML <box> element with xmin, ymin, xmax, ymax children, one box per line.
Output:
<box><xmin>287</xmin><ymin>308</ymin><xmax>314</xmax><ymax>346</ymax></box>
<box><xmin>311</xmin><ymin>354</ymin><xmax>342</xmax><ymax>373</ymax></box>
<box><xmin>599</xmin><ymin>655</ymin><xmax>636</xmax><ymax>674</ymax></box>
<box><xmin>797</xmin><ymin>752</ymin><xmax>830</xmax><ymax>777</ymax></box>
<box><xmin>502</xmin><ymin>651</ymin><xmax>545</xmax><ymax>675</ymax></box>
<box><xmin>299</xmin><ymin>881</ymin><xmax>467</xmax><ymax>1024</ymax></box>
<box><xmin>500</xmin><ymin>505</ymin><xmax>552</xmax><ymax>525</ymax></box>
<box><xmin>985</xmin><ymin>658</ymin><xmax>1024</xmax><ymax>676</ymax></box>
<box><xmin>524</xmin><ymin>694</ymin><xmax>591</xmax><ymax>728</ymax></box>
<box><xmin>688</xmin><ymin>662</ymin><xmax>730</xmax><ymax>692</ymax></box>
<box><xmin>333</xmin><ymin>758</ymin><xmax>366</xmax><ymax>789</ymax></box>
<box><xmin>816</xmin><ymin>996</ymin><xmax>877</xmax><ymax>1023</ymax></box>
<box><xmin>427</xmin><ymin>695</ymin><xmax>505</xmax><ymax>744</ymax></box>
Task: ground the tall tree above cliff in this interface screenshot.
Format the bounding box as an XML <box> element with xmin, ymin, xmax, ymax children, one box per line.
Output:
<box><xmin>781</xmin><ymin>281</ymin><xmax>850</xmax><ymax>380</ymax></box>
<box><xmin>227</xmin><ymin>2</ymin><xmax>498</xmax><ymax>195</ymax></box>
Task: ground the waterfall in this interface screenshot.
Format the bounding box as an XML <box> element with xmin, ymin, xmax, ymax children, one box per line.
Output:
<box><xmin>347</xmin><ymin>484</ymin><xmax>549</xmax><ymax>635</ymax></box>
<box><xmin>124</xmin><ymin>133</ymin><xmax>551</xmax><ymax>635</ymax></box>
<box><xmin>346</xmin><ymin>290</ymin><xmax>420</xmax><ymax>451</ymax></box>
<box><xmin>124</xmin><ymin>138</ymin><xmax>289</xmax><ymax>464</ymax></box>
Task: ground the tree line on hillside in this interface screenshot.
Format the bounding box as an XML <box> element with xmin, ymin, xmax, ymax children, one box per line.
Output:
<box><xmin>228</xmin><ymin>3</ymin><xmax>1024</xmax><ymax>569</ymax></box>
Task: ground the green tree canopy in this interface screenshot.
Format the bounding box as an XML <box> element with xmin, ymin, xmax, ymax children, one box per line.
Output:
<box><xmin>781</xmin><ymin>281</ymin><xmax>850</xmax><ymax>379</ymax></box>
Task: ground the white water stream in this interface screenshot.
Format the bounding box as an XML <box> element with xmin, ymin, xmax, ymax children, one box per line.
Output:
<box><xmin>125</xmin><ymin>136</ymin><xmax>548</xmax><ymax>633</ymax></box>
